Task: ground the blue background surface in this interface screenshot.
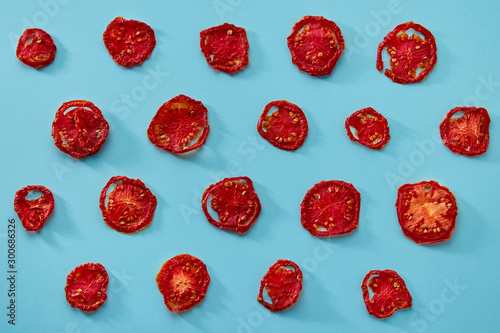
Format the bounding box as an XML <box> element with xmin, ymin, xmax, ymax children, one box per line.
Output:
<box><xmin>1</xmin><ymin>0</ymin><xmax>499</xmax><ymax>332</ymax></box>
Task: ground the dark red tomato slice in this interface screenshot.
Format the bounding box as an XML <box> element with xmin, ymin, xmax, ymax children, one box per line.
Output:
<box><xmin>65</xmin><ymin>263</ymin><xmax>109</xmax><ymax>312</ymax></box>
<box><xmin>201</xmin><ymin>177</ymin><xmax>261</xmax><ymax>234</ymax></box>
<box><xmin>396</xmin><ymin>181</ymin><xmax>457</xmax><ymax>244</ymax></box>
<box><xmin>287</xmin><ymin>16</ymin><xmax>345</xmax><ymax>76</ymax></box>
<box><xmin>362</xmin><ymin>269</ymin><xmax>412</xmax><ymax>319</ymax></box>
<box><xmin>440</xmin><ymin>106</ymin><xmax>490</xmax><ymax>156</ymax></box>
<box><xmin>103</xmin><ymin>17</ymin><xmax>156</xmax><ymax>67</ymax></box>
<box><xmin>156</xmin><ymin>254</ymin><xmax>210</xmax><ymax>312</ymax></box>
<box><xmin>345</xmin><ymin>107</ymin><xmax>390</xmax><ymax>150</ymax></box>
<box><xmin>99</xmin><ymin>176</ymin><xmax>157</xmax><ymax>234</ymax></box>
<box><xmin>200</xmin><ymin>23</ymin><xmax>249</xmax><ymax>74</ymax></box>
<box><xmin>377</xmin><ymin>21</ymin><xmax>437</xmax><ymax>84</ymax></box>
<box><xmin>16</xmin><ymin>28</ymin><xmax>56</xmax><ymax>68</ymax></box>
<box><xmin>14</xmin><ymin>185</ymin><xmax>54</xmax><ymax>232</ymax></box>
<box><xmin>301</xmin><ymin>180</ymin><xmax>360</xmax><ymax>236</ymax></box>
<box><xmin>257</xmin><ymin>259</ymin><xmax>303</xmax><ymax>312</ymax></box>
<box><xmin>147</xmin><ymin>95</ymin><xmax>210</xmax><ymax>154</ymax></box>
<box><xmin>257</xmin><ymin>100</ymin><xmax>308</xmax><ymax>151</ymax></box>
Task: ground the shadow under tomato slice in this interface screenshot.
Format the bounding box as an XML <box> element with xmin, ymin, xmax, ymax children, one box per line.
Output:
<box><xmin>16</xmin><ymin>28</ymin><xmax>56</xmax><ymax>68</ymax></box>
<box><xmin>65</xmin><ymin>263</ymin><xmax>109</xmax><ymax>312</ymax></box>
<box><xmin>14</xmin><ymin>185</ymin><xmax>54</xmax><ymax>232</ymax></box>
<box><xmin>345</xmin><ymin>107</ymin><xmax>390</xmax><ymax>150</ymax></box>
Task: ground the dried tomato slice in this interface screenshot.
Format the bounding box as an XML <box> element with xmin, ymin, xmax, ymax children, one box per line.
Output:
<box><xmin>345</xmin><ymin>107</ymin><xmax>390</xmax><ymax>150</ymax></box>
<box><xmin>14</xmin><ymin>185</ymin><xmax>54</xmax><ymax>232</ymax></box>
<box><xmin>201</xmin><ymin>177</ymin><xmax>261</xmax><ymax>233</ymax></box>
<box><xmin>257</xmin><ymin>259</ymin><xmax>303</xmax><ymax>312</ymax></box>
<box><xmin>99</xmin><ymin>176</ymin><xmax>157</xmax><ymax>234</ymax></box>
<box><xmin>103</xmin><ymin>17</ymin><xmax>156</xmax><ymax>67</ymax></box>
<box><xmin>65</xmin><ymin>263</ymin><xmax>108</xmax><ymax>312</ymax></box>
<box><xmin>16</xmin><ymin>28</ymin><xmax>56</xmax><ymax>68</ymax></box>
<box><xmin>440</xmin><ymin>106</ymin><xmax>490</xmax><ymax>156</ymax></box>
<box><xmin>396</xmin><ymin>181</ymin><xmax>457</xmax><ymax>244</ymax></box>
<box><xmin>362</xmin><ymin>269</ymin><xmax>412</xmax><ymax>319</ymax></box>
<box><xmin>147</xmin><ymin>95</ymin><xmax>210</xmax><ymax>154</ymax></box>
<box><xmin>301</xmin><ymin>180</ymin><xmax>360</xmax><ymax>237</ymax></box>
<box><xmin>377</xmin><ymin>22</ymin><xmax>437</xmax><ymax>84</ymax></box>
<box><xmin>287</xmin><ymin>16</ymin><xmax>345</xmax><ymax>76</ymax></box>
<box><xmin>257</xmin><ymin>100</ymin><xmax>308</xmax><ymax>151</ymax></box>
<box><xmin>156</xmin><ymin>254</ymin><xmax>210</xmax><ymax>312</ymax></box>
<box><xmin>200</xmin><ymin>23</ymin><xmax>249</xmax><ymax>74</ymax></box>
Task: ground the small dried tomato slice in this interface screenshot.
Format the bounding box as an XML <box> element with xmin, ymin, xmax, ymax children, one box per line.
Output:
<box><xmin>345</xmin><ymin>107</ymin><xmax>390</xmax><ymax>150</ymax></box>
<box><xmin>156</xmin><ymin>254</ymin><xmax>210</xmax><ymax>312</ymax></box>
<box><xmin>103</xmin><ymin>17</ymin><xmax>156</xmax><ymax>67</ymax></box>
<box><xmin>201</xmin><ymin>177</ymin><xmax>261</xmax><ymax>233</ymax></box>
<box><xmin>287</xmin><ymin>16</ymin><xmax>345</xmax><ymax>76</ymax></box>
<box><xmin>65</xmin><ymin>263</ymin><xmax>109</xmax><ymax>312</ymax></box>
<box><xmin>200</xmin><ymin>23</ymin><xmax>249</xmax><ymax>74</ymax></box>
<box><xmin>257</xmin><ymin>100</ymin><xmax>308</xmax><ymax>151</ymax></box>
<box><xmin>440</xmin><ymin>106</ymin><xmax>490</xmax><ymax>156</ymax></box>
<box><xmin>301</xmin><ymin>180</ymin><xmax>360</xmax><ymax>236</ymax></box>
<box><xmin>99</xmin><ymin>176</ymin><xmax>157</xmax><ymax>234</ymax></box>
<box><xmin>14</xmin><ymin>185</ymin><xmax>54</xmax><ymax>232</ymax></box>
<box><xmin>16</xmin><ymin>28</ymin><xmax>56</xmax><ymax>68</ymax></box>
<box><xmin>396</xmin><ymin>181</ymin><xmax>457</xmax><ymax>244</ymax></box>
<box><xmin>257</xmin><ymin>259</ymin><xmax>303</xmax><ymax>312</ymax></box>
<box><xmin>377</xmin><ymin>21</ymin><xmax>437</xmax><ymax>84</ymax></box>
<box><xmin>362</xmin><ymin>269</ymin><xmax>412</xmax><ymax>319</ymax></box>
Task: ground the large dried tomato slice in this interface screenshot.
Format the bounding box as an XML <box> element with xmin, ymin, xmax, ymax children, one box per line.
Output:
<box><xmin>16</xmin><ymin>28</ymin><xmax>56</xmax><ymax>68</ymax></box>
<box><xmin>99</xmin><ymin>176</ymin><xmax>157</xmax><ymax>234</ymax></box>
<box><xmin>103</xmin><ymin>17</ymin><xmax>156</xmax><ymax>67</ymax></box>
<box><xmin>14</xmin><ymin>185</ymin><xmax>54</xmax><ymax>232</ymax></box>
<box><xmin>377</xmin><ymin>22</ymin><xmax>437</xmax><ymax>84</ymax></box>
<box><xmin>362</xmin><ymin>269</ymin><xmax>412</xmax><ymax>319</ymax></box>
<box><xmin>156</xmin><ymin>254</ymin><xmax>210</xmax><ymax>312</ymax></box>
<box><xmin>65</xmin><ymin>263</ymin><xmax>108</xmax><ymax>312</ymax></box>
<box><xmin>440</xmin><ymin>106</ymin><xmax>490</xmax><ymax>156</ymax></box>
<box><xmin>345</xmin><ymin>107</ymin><xmax>390</xmax><ymax>150</ymax></box>
<box><xmin>287</xmin><ymin>16</ymin><xmax>345</xmax><ymax>76</ymax></box>
<box><xmin>301</xmin><ymin>180</ymin><xmax>360</xmax><ymax>236</ymax></box>
<box><xmin>257</xmin><ymin>100</ymin><xmax>308</xmax><ymax>151</ymax></box>
<box><xmin>147</xmin><ymin>95</ymin><xmax>210</xmax><ymax>154</ymax></box>
<box><xmin>200</xmin><ymin>23</ymin><xmax>249</xmax><ymax>74</ymax></box>
<box><xmin>396</xmin><ymin>181</ymin><xmax>457</xmax><ymax>244</ymax></box>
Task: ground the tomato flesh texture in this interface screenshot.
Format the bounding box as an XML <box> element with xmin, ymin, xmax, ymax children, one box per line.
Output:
<box><xmin>65</xmin><ymin>263</ymin><xmax>108</xmax><ymax>312</ymax></box>
<box><xmin>16</xmin><ymin>28</ymin><xmax>56</xmax><ymax>68</ymax></box>
<box><xmin>346</xmin><ymin>108</ymin><xmax>390</xmax><ymax>149</ymax></box>
<box><xmin>14</xmin><ymin>185</ymin><xmax>54</xmax><ymax>232</ymax></box>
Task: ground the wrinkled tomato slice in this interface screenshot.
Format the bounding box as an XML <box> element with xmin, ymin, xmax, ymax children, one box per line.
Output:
<box><xmin>147</xmin><ymin>95</ymin><xmax>210</xmax><ymax>154</ymax></box>
<box><xmin>440</xmin><ymin>106</ymin><xmax>490</xmax><ymax>156</ymax></box>
<box><xmin>257</xmin><ymin>100</ymin><xmax>308</xmax><ymax>151</ymax></box>
<box><xmin>103</xmin><ymin>17</ymin><xmax>156</xmax><ymax>67</ymax></box>
<box><xmin>156</xmin><ymin>254</ymin><xmax>210</xmax><ymax>312</ymax></box>
<box><xmin>345</xmin><ymin>107</ymin><xmax>390</xmax><ymax>150</ymax></box>
<box><xmin>301</xmin><ymin>180</ymin><xmax>360</xmax><ymax>236</ymax></box>
<box><xmin>16</xmin><ymin>28</ymin><xmax>56</xmax><ymax>69</ymax></box>
<box><xmin>200</xmin><ymin>23</ymin><xmax>249</xmax><ymax>74</ymax></box>
<box><xmin>287</xmin><ymin>16</ymin><xmax>345</xmax><ymax>76</ymax></box>
<box><xmin>14</xmin><ymin>185</ymin><xmax>54</xmax><ymax>232</ymax></box>
<box><xmin>377</xmin><ymin>21</ymin><xmax>437</xmax><ymax>84</ymax></box>
<box><xmin>257</xmin><ymin>259</ymin><xmax>303</xmax><ymax>312</ymax></box>
<box><xmin>362</xmin><ymin>269</ymin><xmax>412</xmax><ymax>319</ymax></box>
<box><xmin>396</xmin><ymin>181</ymin><xmax>457</xmax><ymax>244</ymax></box>
<box><xmin>65</xmin><ymin>263</ymin><xmax>109</xmax><ymax>312</ymax></box>
<box><xmin>201</xmin><ymin>177</ymin><xmax>261</xmax><ymax>234</ymax></box>
<box><xmin>99</xmin><ymin>176</ymin><xmax>157</xmax><ymax>234</ymax></box>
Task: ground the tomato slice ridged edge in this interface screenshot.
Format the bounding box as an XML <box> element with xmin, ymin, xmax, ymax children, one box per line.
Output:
<box><xmin>14</xmin><ymin>185</ymin><xmax>55</xmax><ymax>232</ymax></box>
<box><xmin>345</xmin><ymin>107</ymin><xmax>390</xmax><ymax>150</ymax></box>
<box><xmin>65</xmin><ymin>263</ymin><xmax>109</xmax><ymax>312</ymax></box>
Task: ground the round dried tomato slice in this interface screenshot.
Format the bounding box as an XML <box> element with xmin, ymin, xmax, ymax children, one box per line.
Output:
<box><xmin>257</xmin><ymin>259</ymin><xmax>303</xmax><ymax>312</ymax></box>
<box><xmin>362</xmin><ymin>269</ymin><xmax>412</xmax><ymax>319</ymax></box>
<box><xmin>14</xmin><ymin>185</ymin><xmax>54</xmax><ymax>232</ymax></box>
<box><xmin>257</xmin><ymin>100</ymin><xmax>308</xmax><ymax>151</ymax></box>
<box><xmin>301</xmin><ymin>180</ymin><xmax>360</xmax><ymax>237</ymax></box>
<box><xmin>377</xmin><ymin>21</ymin><xmax>437</xmax><ymax>84</ymax></box>
<box><xmin>99</xmin><ymin>176</ymin><xmax>157</xmax><ymax>234</ymax></box>
<box><xmin>440</xmin><ymin>106</ymin><xmax>490</xmax><ymax>156</ymax></box>
<box><xmin>287</xmin><ymin>16</ymin><xmax>345</xmax><ymax>76</ymax></box>
<box><xmin>103</xmin><ymin>17</ymin><xmax>156</xmax><ymax>67</ymax></box>
<box><xmin>396</xmin><ymin>181</ymin><xmax>457</xmax><ymax>244</ymax></box>
<box><xmin>345</xmin><ymin>107</ymin><xmax>390</xmax><ymax>150</ymax></box>
<box><xmin>200</xmin><ymin>23</ymin><xmax>249</xmax><ymax>74</ymax></box>
<box><xmin>156</xmin><ymin>254</ymin><xmax>210</xmax><ymax>312</ymax></box>
<box><xmin>65</xmin><ymin>263</ymin><xmax>108</xmax><ymax>312</ymax></box>
<box><xmin>16</xmin><ymin>28</ymin><xmax>56</xmax><ymax>68</ymax></box>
